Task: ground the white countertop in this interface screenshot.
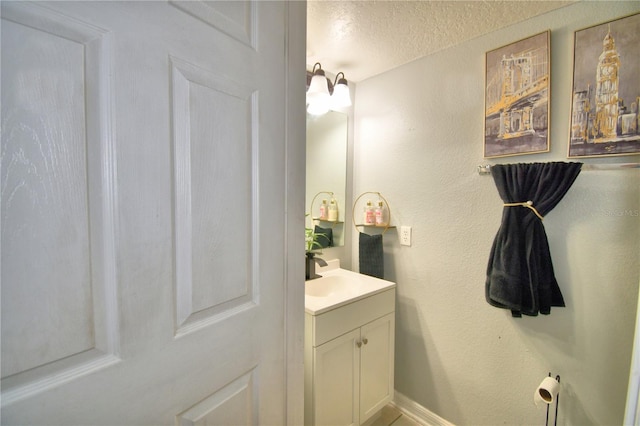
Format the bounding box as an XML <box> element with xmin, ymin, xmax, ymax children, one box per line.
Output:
<box><xmin>305</xmin><ymin>265</ymin><xmax>396</xmax><ymax>315</ymax></box>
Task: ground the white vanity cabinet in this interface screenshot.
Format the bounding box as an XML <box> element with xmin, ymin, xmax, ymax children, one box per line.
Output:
<box><xmin>305</xmin><ymin>287</ymin><xmax>395</xmax><ymax>426</ymax></box>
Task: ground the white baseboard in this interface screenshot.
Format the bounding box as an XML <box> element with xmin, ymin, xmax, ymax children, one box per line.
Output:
<box><xmin>392</xmin><ymin>391</ymin><xmax>455</xmax><ymax>426</ymax></box>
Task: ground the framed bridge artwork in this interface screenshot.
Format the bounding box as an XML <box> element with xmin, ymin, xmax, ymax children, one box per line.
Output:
<box><xmin>484</xmin><ymin>31</ymin><xmax>550</xmax><ymax>158</ymax></box>
<box><xmin>568</xmin><ymin>12</ymin><xmax>640</xmax><ymax>158</ymax></box>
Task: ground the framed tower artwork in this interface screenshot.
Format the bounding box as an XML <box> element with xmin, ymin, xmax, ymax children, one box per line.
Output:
<box><xmin>568</xmin><ymin>12</ymin><xmax>640</xmax><ymax>158</ymax></box>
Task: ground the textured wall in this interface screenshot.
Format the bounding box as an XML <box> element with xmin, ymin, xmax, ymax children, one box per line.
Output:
<box><xmin>352</xmin><ymin>2</ymin><xmax>640</xmax><ymax>424</ymax></box>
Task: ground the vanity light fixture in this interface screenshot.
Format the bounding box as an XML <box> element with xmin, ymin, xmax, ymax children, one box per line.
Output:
<box><xmin>306</xmin><ymin>62</ymin><xmax>351</xmax><ymax>115</ymax></box>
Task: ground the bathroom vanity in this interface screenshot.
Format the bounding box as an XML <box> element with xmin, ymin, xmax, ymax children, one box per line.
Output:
<box><xmin>304</xmin><ymin>265</ymin><xmax>396</xmax><ymax>426</ymax></box>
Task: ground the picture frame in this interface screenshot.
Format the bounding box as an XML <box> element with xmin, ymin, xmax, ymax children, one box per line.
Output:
<box><xmin>484</xmin><ymin>31</ymin><xmax>550</xmax><ymax>158</ymax></box>
<box><xmin>568</xmin><ymin>12</ymin><xmax>640</xmax><ymax>158</ymax></box>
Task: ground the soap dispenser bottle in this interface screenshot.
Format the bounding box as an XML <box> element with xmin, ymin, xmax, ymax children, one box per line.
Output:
<box><xmin>375</xmin><ymin>200</ymin><xmax>386</xmax><ymax>226</ymax></box>
<box><xmin>328</xmin><ymin>198</ymin><xmax>338</xmax><ymax>222</ymax></box>
<box><xmin>364</xmin><ymin>200</ymin><xmax>375</xmax><ymax>225</ymax></box>
<box><xmin>319</xmin><ymin>199</ymin><xmax>328</xmax><ymax>220</ymax></box>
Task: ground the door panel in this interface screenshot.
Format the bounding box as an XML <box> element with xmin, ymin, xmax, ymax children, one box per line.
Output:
<box><xmin>1</xmin><ymin>1</ymin><xmax>119</xmax><ymax>404</ymax></box>
<box><xmin>1</xmin><ymin>1</ymin><xmax>299</xmax><ymax>424</ymax></box>
<box><xmin>169</xmin><ymin>0</ymin><xmax>254</xmax><ymax>48</ymax></box>
<box><xmin>176</xmin><ymin>369</ymin><xmax>256</xmax><ymax>426</ymax></box>
<box><xmin>170</xmin><ymin>55</ymin><xmax>255</xmax><ymax>334</ymax></box>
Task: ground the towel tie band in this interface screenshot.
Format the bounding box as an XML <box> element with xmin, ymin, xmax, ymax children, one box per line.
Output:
<box><xmin>504</xmin><ymin>200</ymin><xmax>544</xmax><ymax>221</ymax></box>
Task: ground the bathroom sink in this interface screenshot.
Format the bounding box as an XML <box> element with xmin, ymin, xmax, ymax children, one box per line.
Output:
<box><xmin>305</xmin><ymin>267</ymin><xmax>396</xmax><ymax>315</ymax></box>
<box><xmin>305</xmin><ymin>274</ymin><xmax>360</xmax><ymax>298</ymax></box>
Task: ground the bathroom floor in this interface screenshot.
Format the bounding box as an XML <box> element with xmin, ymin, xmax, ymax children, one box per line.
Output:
<box><xmin>370</xmin><ymin>405</ymin><xmax>423</xmax><ymax>426</ymax></box>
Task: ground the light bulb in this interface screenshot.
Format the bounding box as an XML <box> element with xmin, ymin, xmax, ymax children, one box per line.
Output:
<box><xmin>307</xmin><ymin>99</ymin><xmax>330</xmax><ymax>115</ymax></box>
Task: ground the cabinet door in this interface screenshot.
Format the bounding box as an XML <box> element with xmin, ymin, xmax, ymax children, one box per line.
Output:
<box><xmin>314</xmin><ymin>329</ymin><xmax>360</xmax><ymax>426</ymax></box>
<box><xmin>360</xmin><ymin>313</ymin><xmax>395</xmax><ymax>423</ymax></box>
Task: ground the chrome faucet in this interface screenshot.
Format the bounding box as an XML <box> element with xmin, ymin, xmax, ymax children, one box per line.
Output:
<box><xmin>305</xmin><ymin>254</ymin><xmax>327</xmax><ymax>280</ymax></box>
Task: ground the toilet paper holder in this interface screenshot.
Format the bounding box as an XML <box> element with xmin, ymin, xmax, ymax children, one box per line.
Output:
<box><xmin>541</xmin><ymin>373</ymin><xmax>560</xmax><ymax>426</ymax></box>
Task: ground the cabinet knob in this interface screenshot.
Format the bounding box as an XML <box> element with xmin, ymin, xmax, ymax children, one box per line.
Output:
<box><xmin>362</xmin><ymin>338</ymin><xmax>368</xmax><ymax>345</ymax></box>
<box><xmin>356</xmin><ymin>341</ymin><xmax>362</xmax><ymax>348</ymax></box>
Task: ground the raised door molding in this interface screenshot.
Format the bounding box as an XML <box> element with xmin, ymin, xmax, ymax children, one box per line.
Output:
<box><xmin>169</xmin><ymin>0</ymin><xmax>255</xmax><ymax>49</ymax></box>
<box><xmin>169</xmin><ymin>55</ymin><xmax>258</xmax><ymax>337</ymax></box>
<box><xmin>177</xmin><ymin>368</ymin><xmax>257</xmax><ymax>425</ymax></box>
<box><xmin>1</xmin><ymin>2</ymin><xmax>119</xmax><ymax>405</ymax></box>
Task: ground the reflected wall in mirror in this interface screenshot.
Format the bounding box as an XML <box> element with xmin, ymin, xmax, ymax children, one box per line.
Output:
<box><xmin>306</xmin><ymin>111</ymin><xmax>347</xmax><ymax>247</ymax></box>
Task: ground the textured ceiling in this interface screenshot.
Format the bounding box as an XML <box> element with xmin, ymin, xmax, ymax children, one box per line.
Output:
<box><xmin>307</xmin><ymin>0</ymin><xmax>574</xmax><ymax>82</ymax></box>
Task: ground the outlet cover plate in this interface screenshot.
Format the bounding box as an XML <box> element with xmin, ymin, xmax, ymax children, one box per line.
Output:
<box><xmin>400</xmin><ymin>226</ymin><xmax>411</xmax><ymax>246</ymax></box>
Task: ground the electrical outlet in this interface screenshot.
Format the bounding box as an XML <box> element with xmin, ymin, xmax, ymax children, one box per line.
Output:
<box><xmin>400</xmin><ymin>226</ymin><xmax>411</xmax><ymax>246</ymax></box>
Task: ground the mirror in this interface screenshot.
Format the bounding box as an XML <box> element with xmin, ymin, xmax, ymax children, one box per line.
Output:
<box><xmin>306</xmin><ymin>111</ymin><xmax>348</xmax><ymax>247</ymax></box>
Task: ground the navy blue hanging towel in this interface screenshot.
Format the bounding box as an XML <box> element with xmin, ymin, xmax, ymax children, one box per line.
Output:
<box><xmin>485</xmin><ymin>162</ymin><xmax>582</xmax><ymax>317</ymax></box>
<box><xmin>359</xmin><ymin>232</ymin><xmax>384</xmax><ymax>279</ymax></box>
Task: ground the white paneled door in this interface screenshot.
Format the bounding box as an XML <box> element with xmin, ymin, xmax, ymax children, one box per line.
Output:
<box><xmin>1</xmin><ymin>1</ymin><xmax>303</xmax><ymax>424</ymax></box>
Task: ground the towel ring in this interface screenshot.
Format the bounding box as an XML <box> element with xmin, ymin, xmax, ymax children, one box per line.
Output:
<box><xmin>352</xmin><ymin>192</ymin><xmax>392</xmax><ymax>234</ymax></box>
